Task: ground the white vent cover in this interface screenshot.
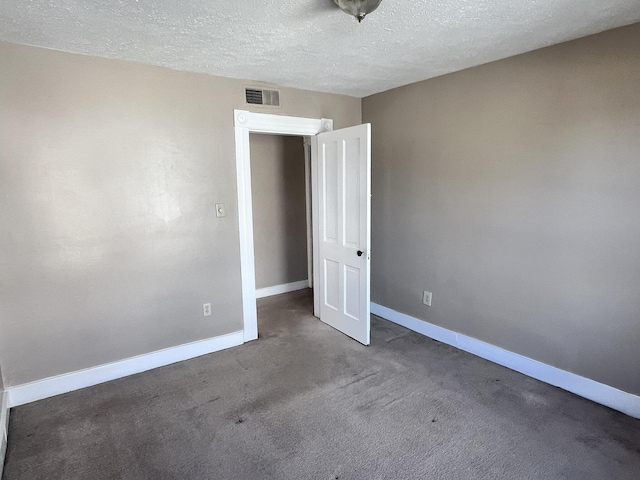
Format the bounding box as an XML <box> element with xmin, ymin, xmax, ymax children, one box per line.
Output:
<box><xmin>245</xmin><ymin>88</ymin><xmax>280</xmax><ymax>107</ymax></box>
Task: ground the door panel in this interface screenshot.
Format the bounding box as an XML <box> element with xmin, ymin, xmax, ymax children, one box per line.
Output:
<box><xmin>325</xmin><ymin>259</ymin><xmax>340</xmax><ymax>310</ymax></box>
<box><xmin>316</xmin><ymin>124</ymin><xmax>371</xmax><ymax>345</ymax></box>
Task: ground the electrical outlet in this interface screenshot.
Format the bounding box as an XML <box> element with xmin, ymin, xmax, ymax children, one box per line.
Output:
<box><xmin>203</xmin><ymin>303</ymin><xmax>211</xmax><ymax>316</ymax></box>
<box><xmin>423</xmin><ymin>291</ymin><xmax>432</xmax><ymax>307</ymax></box>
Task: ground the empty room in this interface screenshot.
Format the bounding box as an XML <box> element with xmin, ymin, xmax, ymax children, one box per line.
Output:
<box><xmin>1</xmin><ymin>1</ymin><xmax>640</xmax><ymax>479</ymax></box>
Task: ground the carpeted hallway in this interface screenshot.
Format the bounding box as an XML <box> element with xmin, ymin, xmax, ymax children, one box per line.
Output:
<box><xmin>3</xmin><ymin>289</ymin><xmax>640</xmax><ymax>479</ymax></box>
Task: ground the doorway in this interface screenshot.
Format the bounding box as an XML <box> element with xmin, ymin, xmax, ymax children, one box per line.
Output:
<box><xmin>234</xmin><ymin>110</ymin><xmax>332</xmax><ymax>342</ymax></box>
<box><xmin>250</xmin><ymin>134</ymin><xmax>310</xmax><ymax>299</ymax></box>
<box><xmin>234</xmin><ymin>110</ymin><xmax>372</xmax><ymax>345</ymax></box>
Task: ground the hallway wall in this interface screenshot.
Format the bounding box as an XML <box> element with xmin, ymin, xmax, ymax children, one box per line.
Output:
<box><xmin>250</xmin><ymin>135</ymin><xmax>308</xmax><ymax>289</ymax></box>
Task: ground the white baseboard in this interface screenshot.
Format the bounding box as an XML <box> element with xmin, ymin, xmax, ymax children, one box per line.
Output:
<box><xmin>256</xmin><ymin>280</ymin><xmax>309</xmax><ymax>299</ymax></box>
<box><xmin>0</xmin><ymin>390</ymin><xmax>8</xmax><ymax>479</ymax></box>
<box><xmin>371</xmin><ymin>303</ymin><xmax>640</xmax><ymax>419</ymax></box>
<box><xmin>7</xmin><ymin>331</ymin><xmax>244</xmax><ymax>408</ymax></box>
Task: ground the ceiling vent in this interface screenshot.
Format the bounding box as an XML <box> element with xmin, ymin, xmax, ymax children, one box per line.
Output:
<box><xmin>245</xmin><ymin>87</ymin><xmax>280</xmax><ymax>107</ymax></box>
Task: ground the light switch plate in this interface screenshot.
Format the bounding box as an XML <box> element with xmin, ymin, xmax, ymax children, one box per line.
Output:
<box><xmin>215</xmin><ymin>203</ymin><xmax>225</xmax><ymax>218</ymax></box>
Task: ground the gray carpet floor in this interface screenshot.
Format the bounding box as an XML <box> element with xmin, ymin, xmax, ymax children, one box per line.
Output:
<box><xmin>4</xmin><ymin>289</ymin><xmax>640</xmax><ymax>479</ymax></box>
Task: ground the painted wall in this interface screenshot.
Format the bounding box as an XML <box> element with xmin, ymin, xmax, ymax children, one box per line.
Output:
<box><xmin>0</xmin><ymin>41</ymin><xmax>361</xmax><ymax>387</ymax></box>
<box><xmin>250</xmin><ymin>135</ymin><xmax>308</xmax><ymax>290</ymax></box>
<box><xmin>362</xmin><ymin>23</ymin><xmax>640</xmax><ymax>395</ymax></box>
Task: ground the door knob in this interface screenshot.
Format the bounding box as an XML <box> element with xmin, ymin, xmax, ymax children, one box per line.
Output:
<box><xmin>357</xmin><ymin>250</ymin><xmax>363</xmax><ymax>257</ymax></box>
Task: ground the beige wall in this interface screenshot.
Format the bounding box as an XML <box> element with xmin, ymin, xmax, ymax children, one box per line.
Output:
<box><xmin>250</xmin><ymin>135</ymin><xmax>308</xmax><ymax>289</ymax></box>
<box><xmin>0</xmin><ymin>41</ymin><xmax>361</xmax><ymax>387</ymax></box>
<box><xmin>363</xmin><ymin>23</ymin><xmax>640</xmax><ymax>395</ymax></box>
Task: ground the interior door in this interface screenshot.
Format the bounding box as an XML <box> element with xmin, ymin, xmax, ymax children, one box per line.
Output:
<box><xmin>316</xmin><ymin>124</ymin><xmax>371</xmax><ymax>345</ymax></box>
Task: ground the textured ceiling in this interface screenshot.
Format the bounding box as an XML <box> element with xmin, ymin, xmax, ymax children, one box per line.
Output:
<box><xmin>1</xmin><ymin>1</ymin><xmax>639</xmax><ymax>97</ymax></box>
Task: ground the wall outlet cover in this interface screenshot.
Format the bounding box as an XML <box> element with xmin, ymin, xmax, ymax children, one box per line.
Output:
<box><xmin>423</xmin><ymin>291</ymin><xmax>432</xmax><ymax>307</ymax></box>
<box><xmin>203</xmin><ymin>303</ymin><xmax>212</xmax><ymax>316</ymax></box>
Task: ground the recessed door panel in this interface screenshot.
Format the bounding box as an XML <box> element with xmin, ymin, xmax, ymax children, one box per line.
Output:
<box><xmin>344</xmin><ymin>265</ymin><xmax>361</xmax><ymax>321</ymax></box>
<box><xmin>344</xmin><ymin>138</ymin><xmax>361</xmax><ymax>249</ymax></box>
<box><xmin>324</xmin><ymin>259</ymin><xmax>340</xmax><ymax>310</ymax></box>
<box><xmin>323</xmin><ymin>141</ymin><xmax>339</xmax><ymax>244</ymax></box>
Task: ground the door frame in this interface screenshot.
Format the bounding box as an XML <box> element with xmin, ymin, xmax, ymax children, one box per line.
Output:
<box><xmin>234</xmin><ymin>109</ymin><xmax>333</xmax><ymax>342</ymax></box>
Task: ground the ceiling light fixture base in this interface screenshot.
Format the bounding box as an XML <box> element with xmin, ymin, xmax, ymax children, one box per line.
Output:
<box><xmin>333</xmin><ymin>0</ymin><xmax>383</xmax><ymax>23</ymax></box>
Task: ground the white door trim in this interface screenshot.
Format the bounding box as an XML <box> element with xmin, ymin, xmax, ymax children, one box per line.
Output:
<box><xmin>234</xmin><ymin>110</ymin><xmax>333</xmax><ymax>342</ymax></box>
<box><xmin>310</xmin><ymin>135</ymin><xmax>320</xmax><ymax>318</ymax></box>
<box><xmin>303</xmin><ymin>137</ymin><xmax>313</xmax><ymax>289</ymax></box>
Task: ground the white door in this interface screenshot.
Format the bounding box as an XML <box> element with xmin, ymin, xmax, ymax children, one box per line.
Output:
<box><xmin>315</xmin><ymin>124</ymin><xmax>371</xmax><ymax>345</ymax></box>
